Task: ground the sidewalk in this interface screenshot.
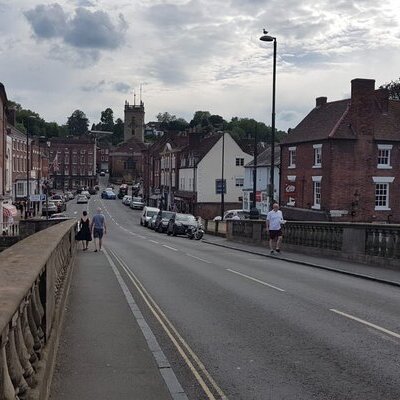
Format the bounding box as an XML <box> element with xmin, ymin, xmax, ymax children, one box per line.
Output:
<box><xmin>50</xmin><ymin>248</ymin><xmax>177</xmax><ymax>400</ymax></box>
<box><xmin>203</xmin><ymin>236</ymin><xmax>400</xmax><ymax>287</ymax></box>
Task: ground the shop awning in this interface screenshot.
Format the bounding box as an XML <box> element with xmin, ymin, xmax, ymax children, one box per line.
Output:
<box><xmin>3</xmin><ymin>203</ymin><xmax>18</xmax><ymax>217</ymax></box>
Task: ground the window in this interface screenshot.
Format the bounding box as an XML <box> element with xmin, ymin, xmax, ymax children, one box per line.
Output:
<box><xmin>377</xmin><ymin>144</ymin><xmax>392</xmax><ymax>169</ymax></box>
<box><xmin>72</xmin><ymin>154</ymin><xmax>77</xmax><ymax>164</ymax></box>
<box><xmin>64</xmin><ymin>153</ymin><xmax>69</xmax><ymax>164</ymax></box>
<box><xmin>373</xmin><ymin>176</ymin><xmax>394</xmax><ymax>210</ymax></box>
<box><xmin>235</xmin><ymin>157</ymin><xmax>244</xmax><ymax>166</ymax></box>
<box><xmin>312</xmin><ymin>176</ymin><xmax>322</xmax><ymax>209</ymax></box>
<box><xmin>17</xmin><ymin>182</ymin><xmax>25</xmax><ymax>196</ymax></box>
<box><xmin>288</xmin><ymin>147</ymin><xmax>296</xmax><ymax>168</ymax></box>
<box><xmin>80</xmin><ymin>156</ymin><xmax>85</xmax><ymax>165</ymax></box>
<box><xmin>235</xmin><ymin>177</ymin><xmax>244</xmax><ymax>187</ymax></box>
<box><xmin>313</xmin><ymin>144</ymin><xmax>322</xmax><ymax>168</ymax></box>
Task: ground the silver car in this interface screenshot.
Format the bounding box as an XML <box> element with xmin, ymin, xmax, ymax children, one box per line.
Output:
<box><xmin>140</xmin><ymin>206</ymin><xmax>159</xmax><ymax>226</ymax></box>
<box><xmin>130</xmin><ymin>197</ymin><xmax>145</xmax><ymax>210</ymax></box>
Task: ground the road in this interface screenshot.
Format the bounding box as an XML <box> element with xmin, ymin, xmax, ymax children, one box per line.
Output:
<box><xmin>67</xmin><ymin>181</ymin><xmax>400</xmax><ymax>400</ymax></box>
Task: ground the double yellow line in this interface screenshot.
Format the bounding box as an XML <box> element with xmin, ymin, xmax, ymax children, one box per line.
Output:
<box><xmin>107</xmin><ymin>248</ymin><xmax>228</xmax><ymax>400</ymax></box>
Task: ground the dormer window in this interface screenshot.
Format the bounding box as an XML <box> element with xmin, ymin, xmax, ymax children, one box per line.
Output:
<box><xmin>377</xmin><ymin>144</ymin><xmax>392</xmax><ymax>169</ymax></box>
<box><xmin>313</xmin><ymin>144</ymin><xmax>322</xmax><ymax>168</ymax></box>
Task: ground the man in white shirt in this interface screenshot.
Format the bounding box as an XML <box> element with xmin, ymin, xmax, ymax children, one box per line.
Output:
<box><xmin>266</xmin><ymin>203</ymin><xmax>284</xmax><ymax>254</ymax></box>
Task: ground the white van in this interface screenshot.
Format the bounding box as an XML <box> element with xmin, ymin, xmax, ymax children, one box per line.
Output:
<box><xmin>140</xmin><ymin>206</ymin><xmax>160</xmax><ymax>226</ymax></box>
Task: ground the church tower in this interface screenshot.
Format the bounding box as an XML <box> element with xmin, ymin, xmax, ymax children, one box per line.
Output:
<box><xmin>124</xmin><ymin>99</ymin><xmax>145</xmax><ymax>143</ymax></box>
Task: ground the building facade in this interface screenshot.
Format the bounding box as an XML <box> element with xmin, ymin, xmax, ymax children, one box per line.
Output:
<box><xmin>280</xmin><ymin>78</ymin><xmax>400</xmax><ymax>223</ymax></box>
<box><xmin>49</xmin><ymin>136</ymin><xmax>97</xmax><ymax>190</ymax></box>
<box><xmin>243</xmin><ymin>146</ymin><xmax>280</xmax><ymax>215</ymax></box>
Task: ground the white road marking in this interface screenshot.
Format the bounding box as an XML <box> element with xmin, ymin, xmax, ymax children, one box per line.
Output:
<box><xmin>163</xmin><ymin>245</ymin><xmax>178</xmax><ymax>251</ymax></box>
<box><xmin>108</xmin><ymin>249</ymin><xmax>227</xmax><ymax>400</ymax></box>
<box><xmin>330</xmin><ymin>309</ymin><xmax>400</xmax><ymax>339</ymax></box>
<box><xmin>186</xmin><ymin>254</ymin><xmax>212</xmax><ymax>264</ymax></box>
<box><xmin>226</xmin><ymin>269</ymin><xmax>285</xmax><ymax>292</ymax></box>
<box><xmin>137</xmin><ymin>235</ymin><xmax>146</xmax><ymax>239</ymax></box>
<box><xmin>150</xmin><ymin>240</ymin><xmax>159</xmax><ymax>244</ymax></box>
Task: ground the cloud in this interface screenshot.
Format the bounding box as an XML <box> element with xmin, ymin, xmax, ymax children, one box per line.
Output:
<box><xmin>24</xmin><ymin>4</ymin><xmax>67</xmax><ymax>39</ymax></box>
<box><xmin>81</xmin><ymin>80</ymin><xmax>131</xmax><ymax>94</ymax></box>
<box><xmin>24</xmin><ymin>4</ymin><xmax>128</xmax><ymax>52</ymax></box>
<box><xmin>64</xmin><ymin>8</ymin><xmax>127</xmax><ymax>49</ymax></box>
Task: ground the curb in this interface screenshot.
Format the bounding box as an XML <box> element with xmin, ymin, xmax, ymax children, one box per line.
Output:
<box><xmin>202</xmin><ymin>239</ymin><xmax>400</xmax><ymax>288</ymax></box>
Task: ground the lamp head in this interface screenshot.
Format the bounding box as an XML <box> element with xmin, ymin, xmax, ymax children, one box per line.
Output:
<box><xmin>260</xmin><ymin>35</ymin><xmax>275</xmax><ymax>42</ymax></box>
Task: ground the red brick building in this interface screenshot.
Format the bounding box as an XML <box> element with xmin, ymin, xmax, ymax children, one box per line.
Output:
<box><xmin>49</xmin><ymin>136</ymin><xmax>97</xmax><ymax>190</ymax></box>
<box><xmin>0</xmin><ymin>83</ymin><xmax>7</xmax><ymax>202</ymax></box>
<box><xmin>280</xmin><ymin>78</ymin><xmax>400</xmax><ymax>223</ymax></box>
<box><xmin>109</xmin><ymin>137</ymin><xmax>146</xmax><ymax>184</ymax></box>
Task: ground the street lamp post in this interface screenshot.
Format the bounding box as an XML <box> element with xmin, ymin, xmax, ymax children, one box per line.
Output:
<box><xmin>220</xmin><ymin>132</ymin><xmax>225</xmax><ymax>218</ymax></box>
<box><xmin>260</xmin><ymin>30</ymin><xmax>277</xmax><ymax>210</ymax></box>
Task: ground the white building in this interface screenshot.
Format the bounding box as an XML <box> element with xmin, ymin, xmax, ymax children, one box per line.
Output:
<box><xmin>243</xmin><ymin>146</ymin><xmax>280</xmax><ymax>216</ymax></box>
<box><xmin>177</xmin><ymin>132</ymin><xmax>252</xmax><ymax>219</ymax></box>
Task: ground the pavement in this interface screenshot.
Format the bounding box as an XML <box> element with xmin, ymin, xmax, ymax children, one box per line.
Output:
<box><xmin>49</xmin><ymin>247</ymin><xmax>185</xmax><ymax>400</ymax></box>
<box><xmin>203</xmin><ymin>235</ymin><xmax>400</xmax><ymax>287</ymax></box>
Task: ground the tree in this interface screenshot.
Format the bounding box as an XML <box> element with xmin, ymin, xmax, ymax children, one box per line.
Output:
<box><xmin>156</xmin><ymin>112</ymin><xmax>189</xmax><ymax>131</ymax></box>
<box><xmin>209</xmin><ymin>114</ymin><xmax>227</xmax><ymax>130</ymax></box>
<box><xmin>190</xmin><ymin>111</ymin><xmax>211</xmax><ymax>128</ymax></box>
<box><xmin>380</xmin><ymin>78</ymin><xmax>400</xmax><ymax>100</ymax></box>
<box><xmin>67</xmin><ymin>110</ymin><xmax>89</xmax><ymax>136</ymax></box>
<box><xmin>100</xmin><ymin>108</ymin><xmax>114</xmax><ymax>131</ymax></box>
<box><xmin>112</xmin><ymin>118</ymin><xmax>124</xmax><ymax>145</ymax></box>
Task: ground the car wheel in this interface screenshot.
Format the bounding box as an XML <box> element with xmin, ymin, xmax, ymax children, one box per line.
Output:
<box><xmin>172</xmin><ymin>227</ymin><xmax>177</xmax><ymax>236</ymax></box>
<box><xmin>167</xmin><ymin>229</ymin><xmax>171</xmax><ymax>236</ymax></box>
<box><xmin>140</xmin><ymin>220</ymin><xmax>143</xmax><ymax>226</ymax></box>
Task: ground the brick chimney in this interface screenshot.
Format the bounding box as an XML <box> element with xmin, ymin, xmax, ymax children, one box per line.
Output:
<box><xmin>351</xmin><ymin>78</ymin><xmax>375</xmax><ymax>100</ymax></box>
<box><xmin>376</xmin><ymin>87</ymin><xmax>389</xmax><ymax>113</ymax></box>
<box><xmin>350</xmin><ymin>78</ymin><xmax>376</xmax><ymax>138</ymax></box>
<box><xmin>316</xmin><ymin>97</ymin><xmax>327</xmax><ymax>107</ymax></box>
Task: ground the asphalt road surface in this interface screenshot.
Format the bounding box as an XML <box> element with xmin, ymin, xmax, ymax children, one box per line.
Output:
<box><xmin>67</xmin><ymin>180</ymin><xmax>400</xmax><ymax>400</ymax></box>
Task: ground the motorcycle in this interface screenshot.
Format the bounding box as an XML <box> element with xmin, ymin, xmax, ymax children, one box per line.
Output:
<box><xmin>186</xmin><ymin>220</ymin><xmax>204</xmax><ymax>240</ymax></box>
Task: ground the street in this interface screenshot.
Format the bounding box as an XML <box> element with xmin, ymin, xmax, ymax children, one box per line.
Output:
<box><xmin>67</xmin><ymin>181</ymin><xmax>400</xmax><ymax>400</ymax></box>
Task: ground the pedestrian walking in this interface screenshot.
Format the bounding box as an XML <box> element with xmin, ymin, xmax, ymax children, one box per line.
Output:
<box><xmin>75</xmin><ymin>211</ymin><xmax>92</xmax><ymax>250</ymax></box>
<box><xmin>266</xmin><ymin>203</ymin><xmax>285</xmax><ymax>254</ymax></box>
<box><xmin>91</xmin><ymin>207</ymin><xmax>107</xmax><ymax>252</ymax></box>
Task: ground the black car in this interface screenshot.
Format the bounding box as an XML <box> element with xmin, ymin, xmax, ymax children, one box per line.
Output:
<box><xmin>154</xmin><ymin>211</ymin><xmax>176</xmax><ymax>233</ymax></box>
<box><xmin>167</xmin><ymin>213</ymin><xmax>197</xmax><ymax>236</ymax></box>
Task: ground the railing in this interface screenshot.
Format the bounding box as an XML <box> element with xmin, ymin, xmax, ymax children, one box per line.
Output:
<box><xmin>1</xmin><ymin>223</ymin><xmax>20</xmax><ymax>237</ymax></box>
<box><xmin>224</xmin><ymin>220</ymin><xmax>400</xmax><ymax>266</ymax></box>
<box><xmin>204</xmin><ymin>220</ymin><xmax>226</xmax><ymax>236</ymax></box>
<box><xmin>0</xmin><ymin>220</ymin><xmax>76</xmax><ymax>399</ymax></box>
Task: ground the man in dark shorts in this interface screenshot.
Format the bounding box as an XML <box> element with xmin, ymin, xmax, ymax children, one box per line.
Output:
<box><xmin>266</xmin><ymin>203</ymin><xmax>285</xmax><ymax>254</ymax></box>
<box><xmin>91</xmin><ymin>207</ymin><xmax>106</xmax><ymax>252</ymax></box>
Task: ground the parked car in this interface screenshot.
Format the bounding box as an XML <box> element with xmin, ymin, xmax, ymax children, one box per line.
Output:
<box><xmin>76</xmin><ymin>194</ymin><xmax>88</xmax><ymax>204</ymax></box>
<box><xmin>81</xmin><ymin>190</ymin><xmax>91</xmax><ymax>199</ymax></box>
<box><xmin>213</xmin><ymin>209</ymin><xmax>247</xmax><ymax>221</ymax></box>
<box><xmin>122</xmin><ymin>195</ymin><xmax>132</xmax><ymax>205</ymax></box>
<box><xmin>140</xmin><ymin>207</ymin><xmax>160</xmax><ymax>226</ymax></box>
<box><xmin>101</xmin><ymin>190</ymin><xmax>117</xmax><ymax>200</ymax></box>
<box><xmin>154</xmin><ymin>211</ymin><xmax>176</xmax><ymax>233</ymax></box>
<box><xmin>130</xmin><ymin>197</ymin><xmax>145</xmax><ymax>210</ymax></box>
<box><xmin>42</xmin><ymin>201</ymin><xmax>58</xmax><ymax>216</ymax></box>
<box><xmin>49</xmin><ymin>213</ymin><xmax>73</xmax><ymax>220</ymax></box>
<box><xmin>88</xmin><ymin>187</ymin><xmax>97</xmax><ymax>195</ymax></box>
<box><xmin>167</xmin><ymin>213</ymin><xmax>197</xmax><ymax>236</ymax></box>
<box><xmin>49</xmin><ymin>195</ymin><xmax>66</xmax><ymax>212</ymax></box>
<box><xmin>65</xmin><ymin>191</ymin><xmax>75</xmax><ymax>200</ymax></box>
<box><xmin>148</xmin><ymin>214</ymin><xmax>157</xmax><ymax>230</ymax></box>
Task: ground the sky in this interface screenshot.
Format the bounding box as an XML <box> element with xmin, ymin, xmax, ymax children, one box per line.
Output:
<box><xmin>1</xmin><ymin>0</ymin><xmax>400</xmax><ymax>132</ymax></box>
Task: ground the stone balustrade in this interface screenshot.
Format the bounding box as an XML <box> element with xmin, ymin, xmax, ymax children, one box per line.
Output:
<box><xmin>0</xmin><ymin>220</ymin><xmax>76</xmax><ymax>399</ymax></box>
<box><xmin>224</xmin><ymin>220</ymin><xmax>400</xmax><ymax>267</ymax></box>
<box><xmin>204</xmin><ymin>220</ymin><xmax>226</xmax><ymax>237</ymax></box>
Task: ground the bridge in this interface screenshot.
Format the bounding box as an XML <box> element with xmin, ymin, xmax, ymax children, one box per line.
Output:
<box><xmin>1</xmin><ymin>197</ymin><xmax>400</xmax><ymax>399</ymax></box>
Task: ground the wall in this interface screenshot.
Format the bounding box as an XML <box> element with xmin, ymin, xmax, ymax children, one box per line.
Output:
<box><xmin>197</xmin><ymin>134</ymin><xmax>252</xmax><ymax>204</ymax></box>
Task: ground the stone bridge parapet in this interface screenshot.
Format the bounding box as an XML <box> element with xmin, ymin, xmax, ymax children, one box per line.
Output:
<box><xmin>0</xmin><ymin>220</ymin><xmax>76</xmax><ymax>399</ymax></box>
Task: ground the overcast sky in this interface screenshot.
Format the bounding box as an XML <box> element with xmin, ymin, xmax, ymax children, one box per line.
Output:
<box><xmin>1</xmin><ymin>0</ymin><xmax>400</xmax><ymax>131</ymax></box>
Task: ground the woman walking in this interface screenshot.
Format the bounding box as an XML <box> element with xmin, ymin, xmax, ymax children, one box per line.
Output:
<box><xmin>76</xmin><ymin>211</ymin><xmax>92</xmax><ymax>250</ymax></box>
